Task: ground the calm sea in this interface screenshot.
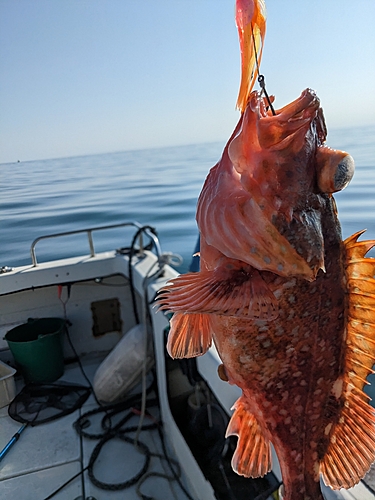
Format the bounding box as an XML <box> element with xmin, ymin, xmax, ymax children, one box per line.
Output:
<box><xmin>1</xmin><ymin>124</ymin><xmax>375</xmax><ymax>273</ymax></box>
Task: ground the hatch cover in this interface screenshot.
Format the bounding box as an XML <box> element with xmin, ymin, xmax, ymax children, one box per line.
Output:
<box><xmin>91</xmin><ymin>298</ymin><xmax>122</xmax><ymax>337</ymax></box>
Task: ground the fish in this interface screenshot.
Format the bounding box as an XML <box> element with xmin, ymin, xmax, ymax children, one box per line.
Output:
<box><xmin>158</xmin><ymin>1</ymin><xmax>375</xmax><ymax>499</ymax></box>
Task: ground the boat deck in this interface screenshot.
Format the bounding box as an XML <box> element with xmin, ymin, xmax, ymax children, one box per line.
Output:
<box><xmin>0</xmin><ymin>356</ymin><xmax>185</xmax><ymax>500</ymax></box>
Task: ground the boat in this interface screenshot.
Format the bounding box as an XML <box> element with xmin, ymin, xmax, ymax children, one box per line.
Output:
<box><xmin>0</xmin><ymin>222</ymin><xmax>374</xmax><ymax>499</ymax></box>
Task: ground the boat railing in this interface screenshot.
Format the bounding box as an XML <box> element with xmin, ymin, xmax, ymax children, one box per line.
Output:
<box><xmin>30</xmin><ymin>221</ymin><xmax>162</xmax><ymax>267</ymax></box>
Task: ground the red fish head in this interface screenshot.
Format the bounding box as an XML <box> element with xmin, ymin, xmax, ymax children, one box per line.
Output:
<box><xmin>230</xmin><ymin>88</ymin><xmax>354</xmax><ymax>200</ymax></box>
<box><xmin>229</xmin><ymin>89</ymin><xmax>323</xmax><ymax>218</ymax></box>
<box><xmin>225</xmin><ymin>88</ymin><xmax>355</xmax><ymax>279</ymax></box>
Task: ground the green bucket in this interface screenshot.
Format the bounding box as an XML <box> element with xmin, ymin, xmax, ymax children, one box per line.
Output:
<box><xmin>5</xmin><ymin>318</ymin><xmax>65</xmax><ymax>383</ymax></box>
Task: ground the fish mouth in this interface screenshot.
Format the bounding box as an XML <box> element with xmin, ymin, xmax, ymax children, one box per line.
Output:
<box><xmin>268</xmin><ymin>88</ymin><xmax>319</xmax><ymax>119</ymax></box>
<box><xmin>254</xmin><ymin>88</ymin><xmax>323</xmax><ymax>149</ymax></box>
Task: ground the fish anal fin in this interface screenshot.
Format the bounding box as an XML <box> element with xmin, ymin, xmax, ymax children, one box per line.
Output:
<box><xmin>166</xmin><ymin>312</ymin><xmax>212</xmax><ymax>359</ymax></box>
<box><xmin>226</xmin><ymin>396</ymin><xmax>272</xmax><ymax>478</ymax></box>
<box><xmin>322</xmin><ymin>232</ymin><xmax>375</xmax><ymax>489</ymax></box>
<box><xmin>158</xmin><ymin>268</ymin><xmax>278</xmax><ymax>321</ymax></box>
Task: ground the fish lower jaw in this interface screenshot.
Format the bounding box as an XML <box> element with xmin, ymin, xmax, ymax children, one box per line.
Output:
<box><xmin>274</xmin><ymin>88</ymin><xmax>319</xmax><ymax>121</ymax></box>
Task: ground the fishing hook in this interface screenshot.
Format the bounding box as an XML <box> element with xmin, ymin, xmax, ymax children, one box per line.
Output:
<box><xmin>251</xmin><ymin>23</ymin><xmax>276</xmax><ymax>116</ymax></box>
<box><xmin>258</xmin><ymin>74</ymin><xmax>276</xmax><ymax>116</ymax></box>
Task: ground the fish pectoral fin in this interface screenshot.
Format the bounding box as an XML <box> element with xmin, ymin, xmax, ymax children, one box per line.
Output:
<box><xmin>157</xmin><ymin>269</ymin><xmax>278</xmax><ymax>320</ymax></box>
<box><xmin>321</xmin><ymin>231</ymin><xmax>375</xmax><ymax>489</ymax></box>
<box><xmin>166</xmin><ymin>312</ymin><xmax>212</xmax><ymax>359</ymax></box>
<box><xmin>226</xmin><ymin>396</ymin><xmax>272</xmax><ymax>478</ymax></box>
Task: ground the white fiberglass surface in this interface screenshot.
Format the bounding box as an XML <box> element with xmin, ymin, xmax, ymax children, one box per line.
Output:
<box><xmin>0</xmin><ymin>359</ymin><xmax>184</xmax><ymax>500</ymax></box>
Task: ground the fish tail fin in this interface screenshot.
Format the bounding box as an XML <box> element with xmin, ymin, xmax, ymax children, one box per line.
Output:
<box><xmin>166</xmin><ymin>312</ymin><xmax>212</xmax><ymax>359</ymax></box>
<box><xmin>235</xmin><ymin>0</ymin><xmax>267</xmax><ymax>112</ymax></box>
<box><xmin>321</xmin><ymin>230</ymin><xmax>375</xmax><ymax>489</ymax></box>
<box><xmin>226</xmin><ymin>396</ymin><xmax>272</xmax><ymax>478</ymax></box>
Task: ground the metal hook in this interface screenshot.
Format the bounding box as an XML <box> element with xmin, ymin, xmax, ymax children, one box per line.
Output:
<box><xmin>251</xmin><ymin>24</ymin><xmax>276</xmax><ymax>116</ymax></box>
<box><xmin>258</xmin><ymin>75</ymin><xmax>276</xmax><ymax>116</ymax></box>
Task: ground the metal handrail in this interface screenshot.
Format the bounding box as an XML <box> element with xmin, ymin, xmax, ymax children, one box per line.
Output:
<box><xmin>30</xmin><ymin>221</ymin><xmax>161</xmax><ymax>267</ymax></box>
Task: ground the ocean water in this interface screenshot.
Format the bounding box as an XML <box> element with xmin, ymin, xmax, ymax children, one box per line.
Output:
<box><xmin>1</xmin><ymin>124</ymin><xmax>375</xmax><ymax>273</ymax></box>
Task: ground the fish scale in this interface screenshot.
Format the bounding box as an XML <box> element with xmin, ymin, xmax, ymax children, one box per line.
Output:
<box><xmin>158</xmin><ymin>1</ymin><xmax>375</xmax><ymax>498</ymax></box>
<box><xmin>211</xmin><ymin>224</ymin><xmax>345</xmax><ymax>500</ymax></box>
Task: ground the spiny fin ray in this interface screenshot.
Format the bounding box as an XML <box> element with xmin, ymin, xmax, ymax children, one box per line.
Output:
<box><xmin>166</xmin><ymin>312</ymin><xmax>212</xmax><ymax>359</ymax></box>
<box><xmin>226</xmin><ymin>396</ymin><xmax>272</xmax><ymax>478</ymax></box>
<box><xmin>158</xmin><ymin>268</ymin><xmax>278</xmax><ymax>320</ymax></box>
<box><xmin>321</xmin><ymin>231</ymin><xmax>375</xmax><ymax>489</ymax></box>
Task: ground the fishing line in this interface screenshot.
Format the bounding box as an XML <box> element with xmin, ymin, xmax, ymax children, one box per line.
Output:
<box><xmin>58</xmin><ymin>285</ymin><xmax>105</xmax><ymax>409</ymax></box>
<box><xmin>251</xmin><ymin>23</ymin><xmax>276</xmax><ymax>116</ymax></box>
<box><xmin>128</xmin><ymin>225</ymin><xmax>158</xmax><ymax>324</ymax></box>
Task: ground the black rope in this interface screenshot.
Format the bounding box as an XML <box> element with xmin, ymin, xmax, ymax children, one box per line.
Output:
<box><xmin>155</xmin><ymin>424</ymin><xmax>195</xmax><ymax>500</ymax></box>
<box><xmin>73</xmin><ymin>390</ymin><xmax>156</xmax><ymax>440</ymax></box>
<box><xmin>37</xmin><ymin>224</ymin><xmax>191</xmax><ymax>500</ymax></box>
<box><xmin>74</xmin><ymin>390</ymin><xmax>158</xmax><ymax>491</ymax></box>
<box><xmin>88</xmin><ymin>434</ymin><xmax>151</xmax><ymax>490</ymax></box>
<box><xmin>73</xmin><ymin>392</ymin><xmax>194</xmax><ymax>497</ymax></box>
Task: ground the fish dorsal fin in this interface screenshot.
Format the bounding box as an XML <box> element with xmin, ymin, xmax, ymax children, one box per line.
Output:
<box><xmin>226</xmin><ymin>396</ymin><xmax>272</xmax><ymax>478</ymax></box>
<box><xmin>321</xmin><ymin>231</ymin><xmax>375</xmax><ymax>489</ymax></box>
<box><xmin>166</xmin><ymin>312</ymin><xmax>212</xmax><ymax>359</ymax></box>
<box><xmin>158</xmin><ymin>268</ymin><xmax>278</xmax><ymax>320</ymax></box>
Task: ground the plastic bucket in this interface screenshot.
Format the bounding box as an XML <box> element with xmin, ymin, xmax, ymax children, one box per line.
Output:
<box><xmin>0</xmin><ymin>360</ymin><xmax>17</xmax><ymax>408</ymax></box>
<box><xmin>5</xmin><ymin>318</ymin><xmax>65</xmax><ymax>383</ymax></box>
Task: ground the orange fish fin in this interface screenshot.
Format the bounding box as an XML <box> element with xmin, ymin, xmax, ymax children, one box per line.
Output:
<box><xmin>321</xmin><ymin>231</ymin><xmax>375</xmax><ymax>489</ymax></box>
<box><xmin>320</xmin><ymin>391</ymin><xmax>375</xmax><ymax>489</ymax></box>
<box><xmin>235</xmin><ymin>0</ymin><xmax>267</xmax><ymax>112</ymax></box>
<box><xmin>166</xmin><ymin>312</ymin><xmax>212</xmax><ymax>359</ymax></box>
<box><xmin>226</xmin><ymin>396</ymin><xmax>272</xmax><ymax>478</ymax></box>
<box><xmin>345</xmin><ymin>230</ymin><xmax>375</xmax><ymax>391</ymax></box>
<box><xmin>158</xmin><ymin>268</ymin><xmax>278</xmax><ymax>320</ymax></box>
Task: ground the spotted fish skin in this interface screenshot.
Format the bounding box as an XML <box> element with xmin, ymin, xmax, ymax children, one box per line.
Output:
<box><xmin>211</xmin><ymin>196</ymin><xmax>345</xmax><ymax>500</ymax></box>
<box><xmin>158</xmin><ymin>88</ymin><xmax>375</xmax><ymax>500</ymax></box>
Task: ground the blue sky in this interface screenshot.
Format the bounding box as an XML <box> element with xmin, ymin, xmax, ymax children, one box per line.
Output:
<box><xmin>1</xmin><ymin>0</ymin><xmax>374</xmax><ymax>163</ymax></box>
